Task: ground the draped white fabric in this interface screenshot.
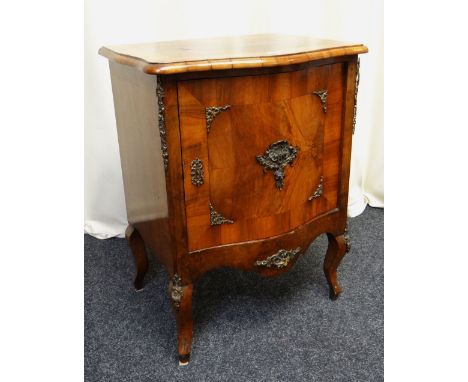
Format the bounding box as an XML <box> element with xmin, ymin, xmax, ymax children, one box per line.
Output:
<box><xmin>84</xmin><ymin>0</ymin><xmax>383</xmax><ymax>238</ymax></box>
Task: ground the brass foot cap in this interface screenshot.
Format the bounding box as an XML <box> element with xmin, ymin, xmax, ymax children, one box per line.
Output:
<box><xmin>134</xmin><ymin>280</ymin><xmax>145</xmax><ymax>291</ymax></box>
<box><xmin>329</xmin><ymin>289</ymin><xmax>342</xmax><ymax>300</ymax></box>
<box><xmin>179</xmin><ymin>354</ymin><xmax>190</xmax><ymax>366</ymax></box>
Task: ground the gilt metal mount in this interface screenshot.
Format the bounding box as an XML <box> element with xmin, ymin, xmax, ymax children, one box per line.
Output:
<box><xmin>190</xmin><ymin>158</ymin><xmax>204</xmax><ymax>187</ymax></box>
<box><xmin>205</xmin><ymin>105</ymin><xmax>231</xmax><ymax>132</ymax></box>
<box><xmin>256</xmin><ymin>140</ymin><xmax>299</xmax><ymax>190</ymax></box>
<box><xmin>209</xmin><ymin>203</ymin><xmax>234</xmax><ymax>226</ymax></box>
<box><xmin>171</xmin><ymin>274</ymin><xmax>183</xmax><ymax>308</ymax></box>
<box><xmin>156</xmin><ymin>77</ymin><xmax>168</xmax><ymax>171</ymax></box>
<box><xmin>313</xmin><ymin>90</ymin><xmax>328</xmax><ymax>113</ymax></box>
<box><xmin>344</xmin><ymin>223</ymin><xmax>351</xmax><ymax>253</ymax></box>
<box><xmin>352</xmin><ymin>58</ymin><xmax>360</xmax><ymax>135</ymax></box>
<box><xmin>308</xmin><ymin>176</ymin><xmax>324</xmax><ymax>201</ymax></box>
<box><xmin>255</xmin><ymin>248</ymin><xmax>301</xmax><ymax>269</ymax></box>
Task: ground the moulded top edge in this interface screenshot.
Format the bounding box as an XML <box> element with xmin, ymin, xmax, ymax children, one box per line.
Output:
<box><xmin>99</xmin><ymin>34</ymin><xmax>368</xmax><ymax>75</ymax></box>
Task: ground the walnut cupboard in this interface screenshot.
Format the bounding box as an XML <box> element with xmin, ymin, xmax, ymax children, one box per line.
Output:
<box><xmin>99</xmin><ymin>34</ymin><xmax>368</xmax><ymax>364</ymax></box>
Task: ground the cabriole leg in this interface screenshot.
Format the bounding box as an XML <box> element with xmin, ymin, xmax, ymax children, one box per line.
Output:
<box><xmin>125</xmin><ymin>225</ymin><xmax>149</xmax><ymax>291</ymax></box>
<box><xmin>323</xmin><ymin>233</ymin><xmax>348</xmax><ymax>300</ymax></box>
<box><xmin>170</xmin><ymin>275</ymin><xmax>193</xmax><ymax>365</ymax></box>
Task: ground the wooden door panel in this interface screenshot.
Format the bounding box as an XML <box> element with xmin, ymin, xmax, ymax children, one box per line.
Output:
<box><xmin>178</xmin><ymin>64</ymin><xmax>345</xmax><ymax>251</ymax></box>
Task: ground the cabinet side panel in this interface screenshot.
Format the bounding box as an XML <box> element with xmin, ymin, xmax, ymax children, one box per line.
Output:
<box><xmin>337</xmin><ymin>57</ymin><xmax>358</xmax><ymax>227</ymax></box>
<box><xmin>162</xmin><ymin>78</ymin><xmax>189</xmax><ymax>271</ymax></box>
<box><xmin>109</xmin><ymin>61</ymin><xmax>172</xmax><ymax>271</ymax></box>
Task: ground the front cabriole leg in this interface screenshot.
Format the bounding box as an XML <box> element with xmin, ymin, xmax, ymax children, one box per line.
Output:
<box><xmin>169</xmin><ymin>275</ymin><xmax>193</xmax><ymax>365</ymax></box>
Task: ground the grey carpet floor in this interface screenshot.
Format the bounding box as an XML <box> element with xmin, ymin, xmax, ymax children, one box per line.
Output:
<box><xmin>85</xmin><ymin>207</ymin><xmax>383</xmax><ymax>382</ymax></box>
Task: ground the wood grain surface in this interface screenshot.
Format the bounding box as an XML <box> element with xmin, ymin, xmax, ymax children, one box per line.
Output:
<box><xmin>99</xmin><ymin>34</ymin><xmax>368</xmax><ymax>75</ymax></box>
<box><xmin>178</xmin><ymin>63</ymin><xmax>345</xmax><ymax>251</ymax></box>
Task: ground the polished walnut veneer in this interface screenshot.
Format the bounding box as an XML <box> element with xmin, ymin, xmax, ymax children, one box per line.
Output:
<box><xmin>99</xmin><ymin>34</ymin><xmax>368</xmax><ymax>365</ymax></box>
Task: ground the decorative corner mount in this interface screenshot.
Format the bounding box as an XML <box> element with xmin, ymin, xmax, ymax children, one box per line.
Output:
<box><xmin>313</xmin><ymin>90</ymin><xmax>328</xmax><ymax>113</ymax></box>
<box><xmin>308</xmin><ymin>176</ymin><xmax>324</xmax><ymax>201</ymax></box>
<box><xmin>171</xmin><ymin>274</ymin><xmax>183</xmax><ymax>308</ymax></box>
<box><xmin>256</xmin><ymin>140</ymin><xmax>299</xmax><ymax>190</ymax></box>
<box><xmin>205</xmin><ymin>105</ymin><xmax>231</xmax><ymax>132</ymax></box>
<box><xmin>209</xmin><ymin>203</ymin><xmax>234</xmax><ymax>226</ymax></box>
<box><xmin>255</xmin><ymin>247</ymin><xmax>301</xmax><ymax>269</ymax></box>
<box><xmin>156</xmin><ymin>77</ymin><xmax>169</xmax><ymax>171</ymax></box>
<box><xmin>190</xmin><ymin>158</ymin><xmax>204</xmax><ymax>187</ymax></box>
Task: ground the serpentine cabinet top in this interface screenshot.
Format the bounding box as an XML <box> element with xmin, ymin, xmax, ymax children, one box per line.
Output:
<box><xmin>99</xmin><ymin>34</ymin><xmax>368</xmax><ymax>75</ymax></box>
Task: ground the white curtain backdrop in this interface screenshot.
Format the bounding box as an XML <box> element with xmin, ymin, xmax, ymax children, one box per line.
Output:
<box><xmin>85</xmin><ymin>0</ymin><xmax>383</xmax><ymax>238</ymax></box>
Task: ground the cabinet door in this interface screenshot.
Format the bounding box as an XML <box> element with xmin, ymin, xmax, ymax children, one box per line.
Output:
<box><xmin>178</xmin><ymin>64</ymin><xmax>345</xmax><ymax>251</ymax></box>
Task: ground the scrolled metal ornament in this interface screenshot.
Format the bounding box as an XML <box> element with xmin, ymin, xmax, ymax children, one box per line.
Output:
<box><xmin>205</xmin><ymin>105</ymin><xmax>231</xmax><ymax>132</ymax></box>
<box><xmin>308</xmin><ymin>176</ymin><xmax>324</xmax><ymax>201</ymax></box>
<box><xmin>171</xmin><ymin>274</ymin><xmax>183</xmax><ymax>308</ymax></box>
<box><xmin>313</xmin><ymin>90</ymin><xmax>328</xmax><ymax>113</ymax></box>
<box><xmin>256</xmin><ymin>140</ymin><xmax>299</xmax><ymax>190</ymax></box>
<box><xmin>255</xmin><ymin>248</ymin><xmax>301</xmax><ymax>269</ymax></box>
<box><xmin>190</xmin><ymin>158</ymin><xmax>204</xmax><ymax>187</ymax></box>
<box><xmin>209</xmin><ymin>203</ymin><xmax>234</xmax><ymax>226</ymax></box>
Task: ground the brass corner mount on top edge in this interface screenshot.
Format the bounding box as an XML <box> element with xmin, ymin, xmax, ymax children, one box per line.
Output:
<box><xmin>313</xmin><ymin>90</ymin><xmax>328</xmax><ymax>113</ymax></box>
<box><xmin>205</xmin><ymin>105</ymin><xmax>231</xmax><ymax>132</ymax></box>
